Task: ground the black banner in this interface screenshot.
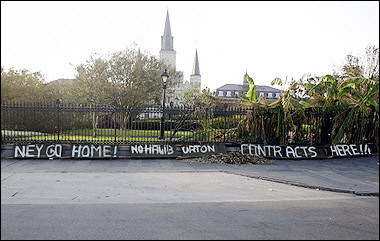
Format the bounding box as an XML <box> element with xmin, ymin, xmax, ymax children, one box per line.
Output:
<box><xmin>11</xmin><ymin>143</ymin><xmax>376</xmax><ymax>159</ymax></box>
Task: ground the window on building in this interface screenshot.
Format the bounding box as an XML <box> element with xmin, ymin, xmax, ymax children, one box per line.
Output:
<box><xmin>259</xmin><ymin>92</ymin><xmax>264</xmax><ymax>97</ymax></box>
<box><xmin>226</xmin><ymin>91</ymin><xmax>231</xmax><ymax>97</ymax></box>
<box><xmin>235</xmin><ymin>92</ymin><xmax>239</xmax><ymax>97</ymax></box>
<box><xmin>276</xmin><ymin>93</ymin><xmax>280</xmax><ymax>98</ymax></box>
<box><xmin>218</xmin><ymin>91</ymin><xmax>224</xmax><ymax>96</ymax></box>
<box><xmin>268</xmin><ymin>93</ymin><xmax>273</xmax><ymax>98</ymax></box>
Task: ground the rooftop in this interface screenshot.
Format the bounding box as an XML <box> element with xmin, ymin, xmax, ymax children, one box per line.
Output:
<box><xmin>216</xmin><ymin>84</ymin><xmax>281</xmax><ymax>93</ymax></box>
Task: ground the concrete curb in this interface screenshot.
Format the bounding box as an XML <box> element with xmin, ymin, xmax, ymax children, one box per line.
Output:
<box><xmin>224</xmin><ymin>171</ymin><xmax>379</xmax><ymax>197</ymax></box>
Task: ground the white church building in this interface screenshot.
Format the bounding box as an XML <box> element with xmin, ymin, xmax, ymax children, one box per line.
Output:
<box><xmin>159</xmin><ymin>10</ymin><xmax>201</xmax><ymax>105</ymax></box>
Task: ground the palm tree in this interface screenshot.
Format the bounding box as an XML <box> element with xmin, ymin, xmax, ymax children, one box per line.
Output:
<box><xmin>269</xmin><ymin>79</ymin><xmax>309</xmax><ymax>144</ymax></box>
<box><xmin>332</xmin><ymin>76</ymin><xmax>378</xmax><ymax>145</ymax></box>
<box><xmin>304</xmin><ymin>74</ymin><xmax>378</xmax><ymax>145</ymax></box>
<box><xmin>237</xmin><ymin>75</ymin><xmax>308</xmax><ymax>145</ymax></box>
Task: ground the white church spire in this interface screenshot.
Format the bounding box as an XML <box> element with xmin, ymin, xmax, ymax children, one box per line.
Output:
<box><xmin>191</xmin><ymin>49</ymin><xmax>201</xmax><ymax>76</ymax></box>
<box><xmin>190</xmin><ymin>49</ymin><xmax>201</xmax><ymax>92</ymax></box>
<box><xmin>161</xmin><ymin>10</ymin><xmax>174</xmax><ymax>51</ymax></box>
<box><xmin>159</xmin><ymin>10</ymin><xmax>176</xmax><ymax>68</ymax></box>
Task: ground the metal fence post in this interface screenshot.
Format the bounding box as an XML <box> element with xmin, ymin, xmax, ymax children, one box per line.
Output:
<box><xmin>113</xmin><ymin>101</ymin><xmax>118</xmax><ymax>144</ymax></box>
<box><xmin>223</xmin><ymin>104</ymin><xmax>228</xmax><ymax>142</ymax></box>
<box><xmin>56</xmin><ymin>98</ymin><xmax>60</xmax><ymax>141</ymax></box>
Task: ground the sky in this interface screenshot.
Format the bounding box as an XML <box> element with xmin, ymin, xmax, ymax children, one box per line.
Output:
<box><xmin>1</xmin><ymin>1</ymin><xmax>379</xmax><ymax>91</ymax></box>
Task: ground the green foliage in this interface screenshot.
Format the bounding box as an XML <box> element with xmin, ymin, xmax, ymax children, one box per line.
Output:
<box><xmin>62</xmin><ymin>129</ymin><xmax>186</xmax><ymax>138</ymax></box>
<box><xmin>236</xmin><ymin>76</ymin><xmax>312</xmax><ymax>145</ymax></box>
<box><xmin>235</xmin><ymin>47</ymin><xmax>379</xmax><ymax>146</ymax></box>
<box><xmin>341</xmin><ymin>54</ymin><xmax>364</xmax><ymax>78</ymax></box>
<box><xmin>43</xmin><ymin>79</ymin><xmax>79</xmax><ymax>103</ymax></box>
<box><xmin>72</xmin><ymin>46</ymin><xmax>182</xmax><ymax>106</ymax></box>
<box><xmin>1</xmin><ymin>67</ymin><xmax>48</xmax><ymax>102</ymax></box>
<box><xmin>303</xmin><ymin>72</ymin><xmax>378</xmax><ymax>145</ymax></box>
<box><xmin>210</xmin><ymin>116</ymin><xmax>240</xmax><ymax>129</ymax></box>
<box><xmin>271</xmin><ymin>77</ymin><xmax>282</xmax><ymax>86</ymax></box>
<box><xmin>182</xmin><ymin>87</ymin><xmax>220</xmax><ymax>107</ymax></box>
<box><xmin>241</xmin><ymin>75</ymin><xmax>258</xmax><ymax>102</ymax></box>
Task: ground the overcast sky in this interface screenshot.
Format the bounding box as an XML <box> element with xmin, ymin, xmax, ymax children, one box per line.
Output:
<box><xmin>1</xmin><ymin>1</ymin><xmax>379</xmax><ymax>91</ymax></box>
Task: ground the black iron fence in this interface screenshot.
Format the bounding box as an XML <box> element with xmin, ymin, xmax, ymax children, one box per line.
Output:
<box><xmin>1</xmin><ymin>101</ymin><xmax>377</xmax><ymax>146</ymax></box>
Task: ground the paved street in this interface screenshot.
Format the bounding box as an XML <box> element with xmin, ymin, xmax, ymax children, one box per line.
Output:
<box><xmin>1</xmin><ymin>156</ymin><xmax>379</xmax><ymax>239</ymax></box>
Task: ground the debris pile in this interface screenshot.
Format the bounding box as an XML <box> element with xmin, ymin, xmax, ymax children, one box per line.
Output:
<box><xmin>182</xmin><ymin>152</ymin><xmax>274</xmax><ymax>165</ymax></box>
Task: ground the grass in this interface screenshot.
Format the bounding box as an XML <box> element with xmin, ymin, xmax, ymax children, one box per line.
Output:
<box><xmin>20</xmin><ymin>135</ymin><xmax>161</xmax><ymax>142</ymax></box>
<box><xmin>11</xmin><ymin>128</ymin><xmax>194</xmax><ymax>142</ymax></box>
<box><xmin>4</xmin><ymin>128</ymin><xmax>231</xmax><ymax>142</ymax></box>
<box><xmin>61</xmin><ymin>129</ymin><xmax>188</xmax><ymax>137</ymax></box>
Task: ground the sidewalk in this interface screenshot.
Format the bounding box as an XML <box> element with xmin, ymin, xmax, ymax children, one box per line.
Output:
<box><xmin>1</xmin><ymin>155</ymin><xmax>379</xmax><ymax>196</ymax></box>
<box><xmin>222</xmin><ymin>155</ymin><xmax>379</xmax><ymax>196</ymax></box>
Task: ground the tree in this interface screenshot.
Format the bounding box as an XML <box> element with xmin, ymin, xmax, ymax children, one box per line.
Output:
<box><xmin>363</xmin><ymin>45</ymin><xmax>379</xmax><ymax>81</ymax></box>
<box><xmin>181</xmin><ymin>86</ymin><xmax>218</xmax><ymax>106</ymax></box>
<box><xmin>304</xmin><ymin>74</ymin><xmax>342</xmax><ymax>108</ymax></box>
<box><xmin>43</xmin><ymin>79</ymin><xmax>78</xmax><ymax>104</ymax></box>
<box><xmin>72</xmin><ymin>53</ymin><xmax>114</xmax><ymax>105</ymax></box>
<box><xmin>339</xmin><ymin>54</ymin><xmax>364</xmax><ymax>78</ymax></box>
<box><xmin>333</xmin><ymin>45</ymin><xmax>379</xmax><ymax>98</ymax></box>
<box><xmin>332</xmin><ymin>76</ymin><xmax>379</xmax><ymax>144</ymax></box>
<box><xmin>1</xmin><ymin>67</ymin><xmax>48</xmax><ymax>102</ymax></box>
<box><xmin>305</xmin><ymin>46</ymin><xmax>379</xmax><ymax>145</ymax></box>
<box><xmin>71</xmin><ymin>45</ymin><xmax>183</xmax><ymax>135</ymax></box>
<box><xmin>72</xmin><ymin>46</ymin><xmax>182</xmax><ymax>106</ymax></box>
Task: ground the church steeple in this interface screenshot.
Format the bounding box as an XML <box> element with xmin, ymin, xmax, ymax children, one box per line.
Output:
<box><xmin>161</xmin><ymin>10</ymin><xmax>174</xmax><ymax>51</ymax></box>
<box><xmin>159</xmin><ymin>10</ymin><xmax>176</xmax><ymax>68</ymax></box>
<box><xmin>190</xmin><ymin>49</ymin><xmax>201</xmax><ymax>92</ymax></box>
<box><xmin>243</xmin><ymin>70</ymin><xmax>250</xmax><ymax>90</ymax></box>
<box><xmin>191</xmin><ymin>49</ymin><xmax>200</xmax><ymax>76</ymax></box>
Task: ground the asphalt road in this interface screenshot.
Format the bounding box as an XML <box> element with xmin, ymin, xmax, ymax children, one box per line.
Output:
<box><xmin>1</xmin><ymin>156</ymin><xmax>379</xmax><ymax>240</ymax></box>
